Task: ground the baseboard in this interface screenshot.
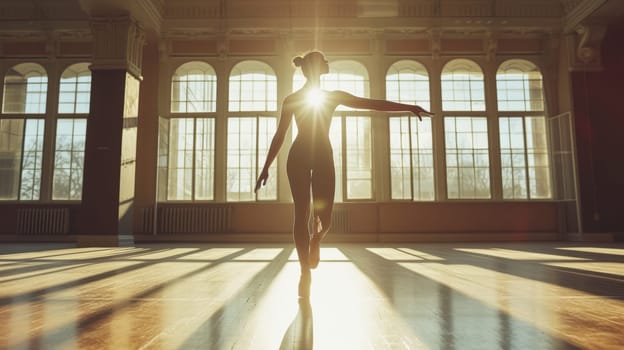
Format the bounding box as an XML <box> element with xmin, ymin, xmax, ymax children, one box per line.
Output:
<box><xmin>0</xmin><ymin>234</ymin><xmax>76</xmax><ymax>243</ymax></box>
<box><xmin>76</xmin><ymin>234</ymin><xmax>135</xmax><ymax>247</ymax></box>
<box><xmin>132</xmin><ymin>232</ymin><xmax>560</xmax><ymax>243</ymax></box>
<box><xmin>565</xmin><ymin>232</ymin><xmax>615</xmax><ymax>242</ymax></box>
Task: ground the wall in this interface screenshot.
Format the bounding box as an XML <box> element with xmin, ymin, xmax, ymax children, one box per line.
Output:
<box><xmin>570</xmin><ymin>21</ymin><xmax>624</xmax><ymax>237</ymax></box>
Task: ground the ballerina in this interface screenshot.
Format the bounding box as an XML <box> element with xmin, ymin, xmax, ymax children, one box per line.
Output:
<box><xmin>255</xmin><ymin>51</ymin><xmax>431</xmax><ymax>298</ymax></box>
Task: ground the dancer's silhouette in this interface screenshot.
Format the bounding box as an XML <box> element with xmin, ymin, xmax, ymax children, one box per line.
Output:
<box><xmin>255</xmin><ymin>51</ymin><xmax>431</xmax><ymax>297</ymax></box>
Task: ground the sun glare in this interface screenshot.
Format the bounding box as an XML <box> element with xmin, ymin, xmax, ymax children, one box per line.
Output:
<box><xmin>306</xmin><ymin>88</ymin><xmax>325</xmax><ymax>108</ymax></box>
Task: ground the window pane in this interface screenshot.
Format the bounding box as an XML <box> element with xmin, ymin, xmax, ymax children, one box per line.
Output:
<box><xmin>58</xmin><ymin>63</ymin><xmax>91</xmax><ymax>114</ymax></box>
<box><xmin>389</xmin><ymin>116</ymin><xmax>434</xmax><ymax>200</ymax></box>
<box><xmin>168</xmin><ymin>119</ymin><xmax>194</xmax><ymax>200</ymax></box>
<box><xmin>172</xmin><ymin>62</ymin><xmax>217</xmax><ymax>113</ymax></box>
<box><xmin>229</xmin><ymin>61</ymin><xmax>277</xmax><ymax>112</ymax></box>
<box><xmin>20</xmin><ymin>119</ymin><xmax>45</xmax><ymax>200</ymax></box>
<box><xmin>194</xmin><ymin>119</ymin><xmax>215</xmax><ymax>200</ymax></box>
<box><xmin>441</xmin><ymin>59</ymin><xmax>485</xmax><ymax>111</ymax></box>
<box><xmin>53</xmin><ymin>118</ymin><xmax>87</xmax><ymax>200</ymax></box>
<box><xmin>386</xmin><ymin>60</ymin><xmax>430</xmax><ymax>111</ymax></box>
<box><xmin>227</xmin><ymin>117</ymin><xmax>277</xmax><ymax>201</ymax></box>
<box><xmin>0</xmin><ymin>119</ymin><xmax>25</xmax><ymax>199</ymax></box>
<box><xmin>345</xmin><ymin>116</ymin><xmax>372</xmax><ymax>199</ymax></box>
<box><xmin>497</xmin><ymin>60</ymin><xmax>544</xmax><ymax>112</ymax></box>
<box><xmin>500</xmin><ymin>116</ymin><xmax>551</xmax><ymax>199</ymax></box>
<box><xmin>3</xmin><ymin>63</ymin><xmax>48</xmax><ymax>114</ymax></box>
<box><xmin>445</xmin><ymin>117</ymin><xmax>490</xmax><ymax>199</ymax></box>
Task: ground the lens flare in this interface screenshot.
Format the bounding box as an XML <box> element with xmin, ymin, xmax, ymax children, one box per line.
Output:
<box><xmin>306</xmin><ymin>88</ymin><xmax>325</xmax><ymax>108</ymax></box>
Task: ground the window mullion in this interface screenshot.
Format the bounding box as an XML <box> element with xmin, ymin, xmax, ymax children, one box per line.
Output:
<box><xmin>191</xmin><ymin>118</ymin><xmax>197</xmax><ymax>201</ymax></box>
<box><xmin>255</xmin><ymin>115</ymin><xmax>260</xmax><ymax>201</ymax></box>
<box><xmin>522</xmin><ymin>116</ymin><xmax>531</xmax><ymax>199</ymax></box>
<box><xmin>408</xmin><ymin>116</ymin><xmax>415</xmax><ymax>201</ymax></box>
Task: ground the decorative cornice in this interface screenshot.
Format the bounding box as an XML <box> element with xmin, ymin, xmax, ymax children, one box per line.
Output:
<box><xmin>90</xmin><ymin>17</ymin><xmax>146</xmax><ymax>79</ymax></box>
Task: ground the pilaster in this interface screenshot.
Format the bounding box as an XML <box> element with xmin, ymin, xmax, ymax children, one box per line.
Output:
<box><xmin>78</xmin><ymin>16</ymin><xmax>145</xmax><ymax>246</ymax></box>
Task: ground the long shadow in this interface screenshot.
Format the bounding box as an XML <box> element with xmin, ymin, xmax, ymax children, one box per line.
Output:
<box><xmin>0</xmin><ymin>246</ymin><xmax>206</xmax><ymax>305</ymax></box>
<box><xmin>419</xmin><ymin>243</ymin><xmax>624</xmax><ymax>299</ymax></box>
<box><xmin>12</xmin><ymin>246</ymin><xmax>257</xmax><ymax>349</ymax></box>
<box><xmin>0</xmin><ymin>246</ymin><xmax>167</xmax><ymax>279</ymax></box>
<box><xmin>279</xmin><ymin>298</ymin><xmax>313</xmax><ymax>350</ymax></box>
<box><xmin>0</xmin><ymin>243</ymin><xmax>75</xmax><ymax>255</ymax></box>
<box><xmin>340</xmin><ymin>245</ymin><xmax>581</xmax><ymax>350</ymax></box>
<box><xmin>0</xmin><ymin>246</ymin><xmax>114</xmax><ymax>260</ymax></box>
<box><xmin>179</xmin><ymin>247</ymin><xmax>294</xmax><ymax>349</ymax></box>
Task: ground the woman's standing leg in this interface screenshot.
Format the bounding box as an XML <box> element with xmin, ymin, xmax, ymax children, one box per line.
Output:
<box><xmin>287</xmin><ymin>147</ymin><xmax>313</xmax><ymax>296</ymax></box>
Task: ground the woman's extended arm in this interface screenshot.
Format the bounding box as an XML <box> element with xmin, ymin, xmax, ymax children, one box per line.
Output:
<box><xmin>254</xmin><ymin>99</ymin><xmax>293</xmax><ymax>192</ymax></box>
<box><xmin>333</xmin><ymin>90</ymin><xmax>432</xmax><ymax>120</ymax></box>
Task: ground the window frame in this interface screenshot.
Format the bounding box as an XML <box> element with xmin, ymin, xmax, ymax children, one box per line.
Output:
<box><xmin>493</xmin><ymin>58</ymin><xmax>555</xmax><ymax>201</ymax></box>
<box><xmin>160</xmin><ymin>61</ymin><xmax>219</xmax><ymax>202</ymax></box>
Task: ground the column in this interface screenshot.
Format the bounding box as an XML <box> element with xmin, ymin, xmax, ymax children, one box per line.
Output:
<box><xmin>77</xmin><ymin>16</ymin><xmax>145</xmax><ymax>246</ymax></box>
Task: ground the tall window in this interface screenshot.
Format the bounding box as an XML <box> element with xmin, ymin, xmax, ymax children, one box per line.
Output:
<box><xmin>497</xmin><ymin>59</ymin><xmax>551</xmax><ymax>199</ymax></box>
<box><xmin>323</xmin><ymin>60</ymin><xmax>372</xmax><ymax>200</ymax></box>
<box><xmin>1</xmin><ymin>63</ymin><xmax>47</xmax><ymax>200</ymax></box>
<box><xmin>442</xmin><ymin>59</ymin><xmax>490</xmax><ymax>199</ymax></box>
<box><xmin>53</xmin><ymin>63</ymin><xmax>90</xmax><ymax>200</ymax></box>
<box><xmin>387</xmin><ymin>60</ymin><xmax>434</xmax><ymax>200</ymax></box>
<box><xmin>227</xmin><ymin>61</ymin><xmax>277</xmax><ymax>201</ymax></box>
<box><xmin>161</xmin><ymin>62</ymin><xmax>217</xmax><ymax>201</ymax></box>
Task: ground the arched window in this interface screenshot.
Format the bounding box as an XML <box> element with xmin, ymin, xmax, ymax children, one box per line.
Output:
<box><xmin>2</xmin><ymin>63</ymin><xmax>47</xmax><ymax>114</ymax></box>
<box><xmin>442</xmin><ymin>59</ymin><xmax>490</xmax><ymax>199</ymax></box>
<box><xmin>227</xmin><ymin>61</ymin><xmax>277</xmax><ymax>201</ymax></box>
<box><xmin>497</xmin><ymin>59</ymin><xmax>551</xmax><ymax>199</ymax></box>
<box><xmin>160</xmin><ymin>61</ymin><xmax>217</xmax><ymax>201</ymax></box>
<box><xmin>386</xmin><ymin>60</ymin><xmax>434</xmax><ymax>200</ymax></box>
<box><xmin>0</xmin><ymin>63</ymin><xmax>47</xmax><ymax>200</ymax></box>
<box><xmin>171</xmin><ymin>61</ymin><xmax>217</xmax><ymax>113</ymax></box>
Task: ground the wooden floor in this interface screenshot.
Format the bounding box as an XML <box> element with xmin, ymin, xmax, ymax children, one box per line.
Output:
<box><xmin>1</xmin><ymin>242</ymin><xmax>623</xmax><ymax>350</ymax></box>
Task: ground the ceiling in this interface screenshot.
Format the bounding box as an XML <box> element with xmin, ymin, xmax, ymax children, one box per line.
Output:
<box><xmin>0</xmin><ymin>0</ymin><xmax>622</xmax><ymax>41</ymax></box>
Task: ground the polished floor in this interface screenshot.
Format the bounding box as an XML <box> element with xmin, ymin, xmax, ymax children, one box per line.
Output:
<box><xmin>1</xmin><ymin>242</ymin><xmax>623</xmax><ymax>350</ymax></box>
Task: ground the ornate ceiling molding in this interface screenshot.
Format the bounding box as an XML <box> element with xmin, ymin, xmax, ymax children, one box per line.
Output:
<box><xmin>562</xmin><ymin>0</ymin><xmax>608</xmax><ymax>32</ymax></box>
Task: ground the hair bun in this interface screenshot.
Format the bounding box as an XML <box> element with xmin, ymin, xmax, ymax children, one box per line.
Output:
<box><xmin>293</xmin><ymin>56</ymin><xmax>304</xmax><ymax>67</ymax></box>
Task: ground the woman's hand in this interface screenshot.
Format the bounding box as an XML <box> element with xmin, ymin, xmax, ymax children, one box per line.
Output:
<box><xmin>411</xmin><ymin>105</ymin><xmax>433</xmax><ymax>121</ymax></box>
<box><xmin>254</xmin><ymin>169</ymin><xmax>269</xmax><ymax>193</ymax></box>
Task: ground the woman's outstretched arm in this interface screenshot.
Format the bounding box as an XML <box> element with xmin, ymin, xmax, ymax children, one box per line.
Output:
<box><xmin>333</xmin><ymin>90</ymin><xmax>432</xmax><ymax>120</ymax></box>
<box><xmin>255</xmin><ymin>98</ymin><xmax>293</xmax><ymax>193</ymax></box>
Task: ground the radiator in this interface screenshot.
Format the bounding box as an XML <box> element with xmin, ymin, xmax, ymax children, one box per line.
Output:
<box><xmin>140</xmin><ymin>205</ymin><xmax>232</xmax><ymax>234</ymax></box>
<box><xmin>16</xmin><ymin>208</ymin><xmax>70</xmax><ymax>235</ymax></box>
<box><xmin>328</xmin><ymin>207</ymin><xmax>350</xmax><ymax>234</ymax></box>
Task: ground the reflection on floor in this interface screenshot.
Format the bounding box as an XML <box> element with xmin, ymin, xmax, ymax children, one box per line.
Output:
<box><xmin>1</xmin><ymin>242</ymin><xmax>623</xmax><ymax>349</ymax></box>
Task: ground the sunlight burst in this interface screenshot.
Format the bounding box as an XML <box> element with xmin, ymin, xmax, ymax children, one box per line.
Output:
<box><xmin>306</xmin><ymin>88</ymin><xmax>325</xmax><ymax>108</ymax></box>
